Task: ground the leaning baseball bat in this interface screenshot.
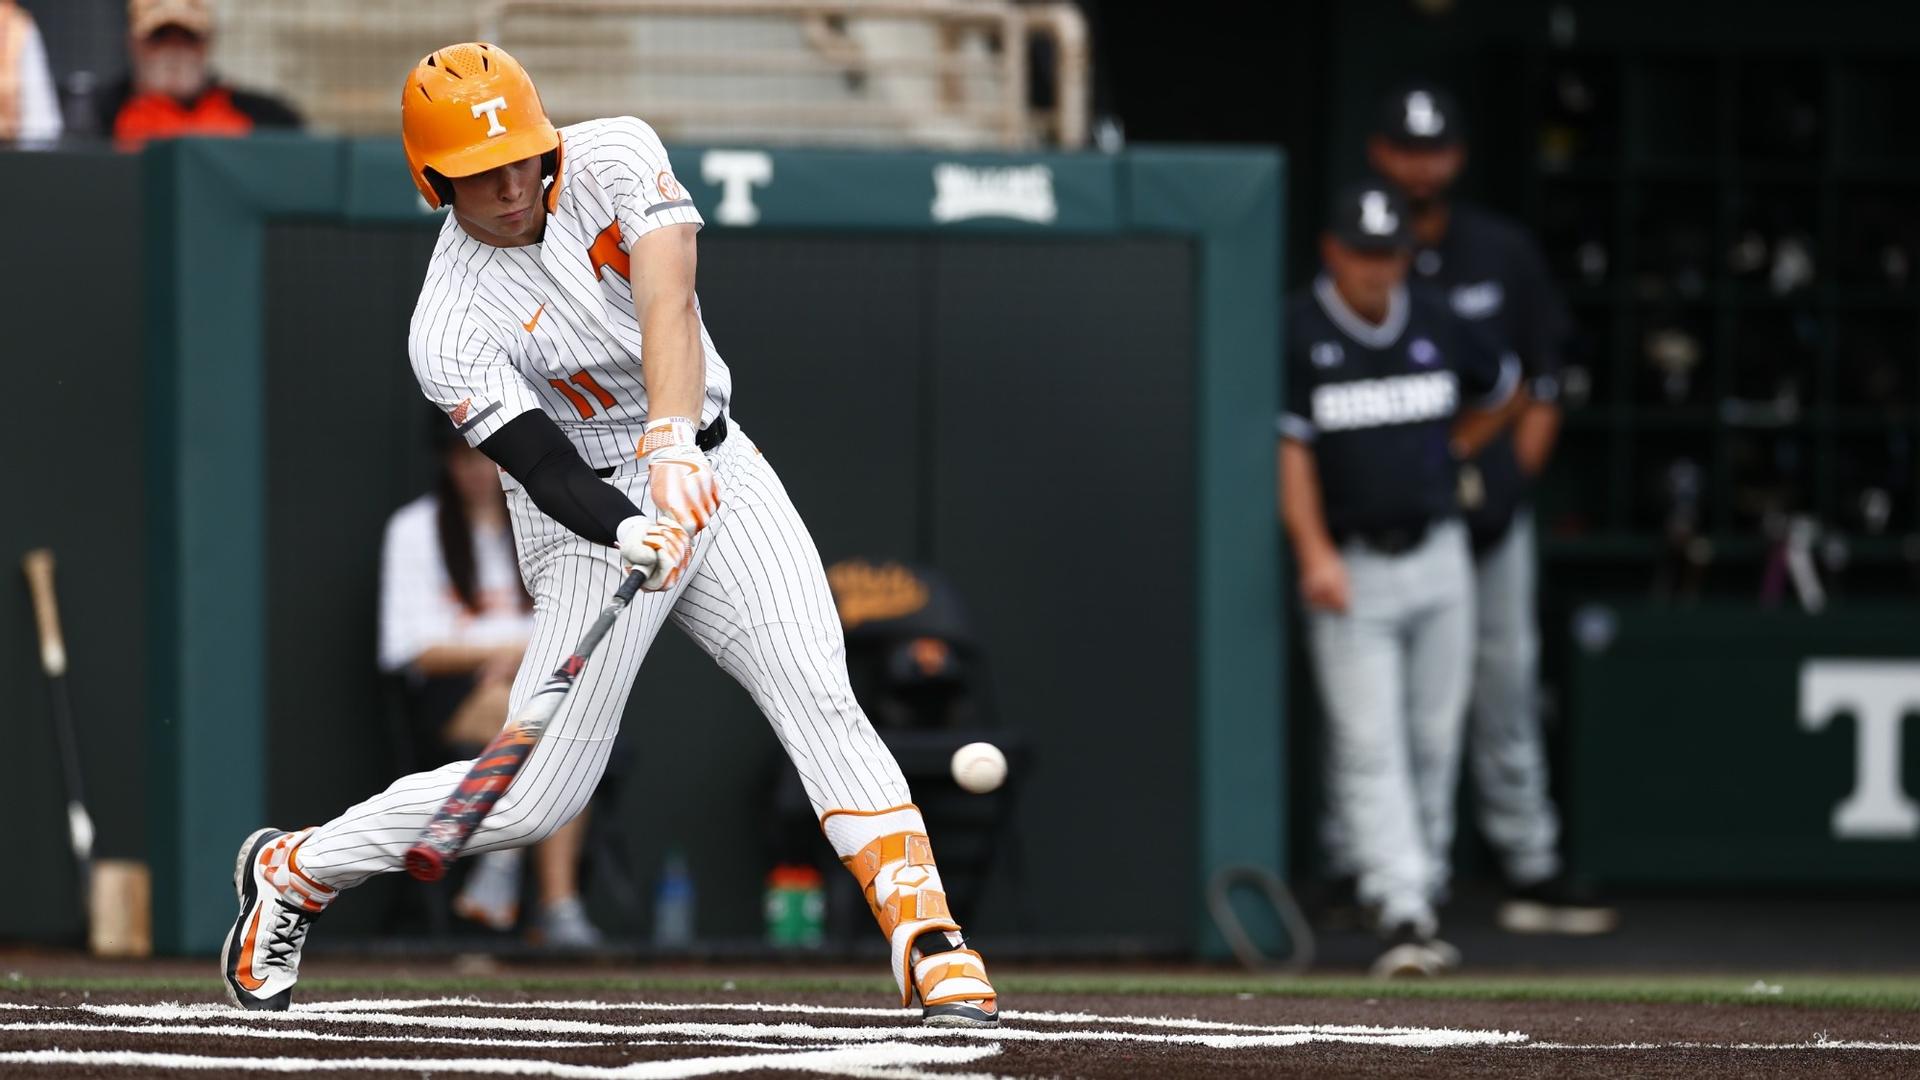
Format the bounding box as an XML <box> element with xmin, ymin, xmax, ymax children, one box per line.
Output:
<box><xmin>405</xmin><ymin>565</ymin><xmax>649</xmax><ymax>881</ymax></box>
<box><xmin>21</xmin><ymin>549</ymin><xmax>95</xmax><ymax>909</ymax></box>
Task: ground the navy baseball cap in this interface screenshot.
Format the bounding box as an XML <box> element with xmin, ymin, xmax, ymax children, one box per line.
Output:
<box><xmin>1376</xmin><ymin>82</ymin><xmax>1464</xmax><ymax>148</ymax></box>
<box><xmin>1326</xmin><ymin>179</ymin><xmax>1413</xmax><ymax>252</ymax></box>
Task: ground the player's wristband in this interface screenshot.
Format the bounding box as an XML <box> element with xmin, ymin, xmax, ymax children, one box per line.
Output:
<box><xmin>639</xmin><ymin>416</ymin><xmax>698</xmax><ymax>458</ymax></box>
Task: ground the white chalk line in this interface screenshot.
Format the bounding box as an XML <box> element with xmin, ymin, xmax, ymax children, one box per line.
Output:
<box><xmin>0</xmin><ymin>1020</ymin><xmax>845</xmax><ymax>1054</ymax></box>
<box><xmin>294</xmin><ymin>996</ymin><xmax>1468</xmax><ymax>1037</ymax></box>
<box><xmin>0</xmin><ymin>1042</ymin><xmax>1006</xmax><ymax>1078</ymax></box>
<box><xmin>0</xmin><ymin>1019</ymin><xmax>611</xmax><ymax>1049</ymax></box>
<box><xmin>2</xmin><ymin>997</ymin><xmax>1916</xmax><ymax>1075</ymax></box>
<box><xmin>74</xmin><ymin>1002</ymin><xmax>1524</xmax><ymax>1050</ymax></box>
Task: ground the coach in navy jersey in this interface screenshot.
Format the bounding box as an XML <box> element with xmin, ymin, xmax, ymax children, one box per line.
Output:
<box><xmin>1369</xmin><ymin>83</ymin><xmax>1617</xmax><ymax>936</ymax></box>
<box><xmin>1280</xmin><ymin>179</ymin><xmax>1518</xmax><ymax>976</ymax></box>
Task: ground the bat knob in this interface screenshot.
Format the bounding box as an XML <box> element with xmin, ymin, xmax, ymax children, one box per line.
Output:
<box><xmin>404</xmin><ymin>844</ymin><xmax>449</xmax><ymax>883</ymax></box>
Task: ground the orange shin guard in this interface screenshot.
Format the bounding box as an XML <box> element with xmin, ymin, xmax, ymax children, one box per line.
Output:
<box><xmin>820</xmin><ymin>804</ymin><xmax>963</xmax><ymax>1005</ymax></box>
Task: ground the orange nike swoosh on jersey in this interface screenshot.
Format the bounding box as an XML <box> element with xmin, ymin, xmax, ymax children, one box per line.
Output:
<box><xmin>234</xmin><ymin>906</ymin><xmax>267</xmax><ymax>991</ymax></box>
<box><xmin>523</xmin><ymin>304</ymin><xmax>545</xmax><ymax>333</ymax></box>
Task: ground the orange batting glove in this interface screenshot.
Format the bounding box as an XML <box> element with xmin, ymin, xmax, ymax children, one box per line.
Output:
<box><xmin>641</xmin><ymin>417</ymin><xmax>720</xmax><ymax>534</ymax></box>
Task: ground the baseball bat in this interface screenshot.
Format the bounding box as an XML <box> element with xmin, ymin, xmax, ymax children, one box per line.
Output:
<box><xmin>21</xmin><ymin>549</ymin><xmax>95</xmax><ymax>909</ymax></box>
<box><xmin>405</xmin><ymin>564</ymin><xmax>649</xmax><ymax>881</ymax></box>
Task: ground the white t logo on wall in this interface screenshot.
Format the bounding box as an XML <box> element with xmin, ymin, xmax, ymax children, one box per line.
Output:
<box><xmin>1800</xmin><ymin>660</ymin><xmax>1920</xmax><ymax>839</ymax></box>
<box><xmin>1359</xmin><ymin>191</ymin><xmax>1398</xmax><ymax>237</ymax></box>
<box><xmin>701</xmin><ymin>150</ymin><xmax>772</xmax><ymax>226</ymax></box>
<box><xmin>471</xmin><ymin>97</ymin><xmax>509</xmax><ymax>137</ymax></box>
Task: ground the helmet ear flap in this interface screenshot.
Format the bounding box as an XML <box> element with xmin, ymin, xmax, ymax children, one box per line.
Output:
<box><xmin>541</xmin><ymin>145</ymin><xmax>563</xmax><ymax>211</ymax></box>
<box><xmin>424</xmin><ymin>166</ymin><xmax>455</xmax><ymax>208</ymax></box>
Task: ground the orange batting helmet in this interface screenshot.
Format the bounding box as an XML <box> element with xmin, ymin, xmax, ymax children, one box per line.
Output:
<box><xmin>401</xmin><ymin>42</ymin><xmax>561</xmax><ymax>210</ymax></box>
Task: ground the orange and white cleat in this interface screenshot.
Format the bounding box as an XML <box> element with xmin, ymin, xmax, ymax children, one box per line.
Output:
<box><xmin>219</xmin><ymin>828</ymin><xmax>334</xmax><ymax>1011</ymax></box>
<box><xmin>915</xmin><ymin>944</ymin><xmax>999</xmax><ymax>1027</ymax></box>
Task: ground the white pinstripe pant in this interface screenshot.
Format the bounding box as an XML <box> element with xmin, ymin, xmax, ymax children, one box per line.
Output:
<box><xmin>299</xmin><ymin>423</ymin><xmax>911</xmax><ymax>891</ymax></box>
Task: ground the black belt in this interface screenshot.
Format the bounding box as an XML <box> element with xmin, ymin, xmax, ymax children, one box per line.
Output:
<box><xmin>1336</xmin><ymin>518</ymin><xmax>1433</xmax><ymax>556</ymax></box>
<box><xmin>594</xmin><ymin>415</ymin><xmax>727</xmax><ymax>478</ymax></box>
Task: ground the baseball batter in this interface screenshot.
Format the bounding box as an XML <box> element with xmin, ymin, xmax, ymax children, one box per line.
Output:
<box><xmin>220</xmin><ymin>42</ymin><xmax>998</xmax><ymax>1027</ymax></box>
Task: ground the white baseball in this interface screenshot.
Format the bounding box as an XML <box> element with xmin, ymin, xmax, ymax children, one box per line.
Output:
<box><xmin>950</xmin><ymin>741</ymin><xmax>1007</xmax><ymax>794</ymax></box>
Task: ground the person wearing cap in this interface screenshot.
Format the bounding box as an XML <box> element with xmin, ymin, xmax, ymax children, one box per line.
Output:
<box><xmin>1279</xmin><ymin>179</ymin><xmax>1519</xmax><ymax>977</ymax></box>
<box><xmin>100</xmin><ymin>0</ymin><xmax>301</xmax><ymax>149</ymax></box>
<box><xmin>0</xmin><ymin>0</ymin><xmax>62</xmax><ymax>142</ymax></box>
<box><xmin>1369</xmin><ymin>82</ymin><xmax>1618</xmax><ymax>937</ymax></box>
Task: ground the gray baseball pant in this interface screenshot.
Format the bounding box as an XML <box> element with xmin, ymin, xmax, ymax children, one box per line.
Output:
<box><xmin>1307</xmin><ymin>519</ymin><xmax>1474</xmax><ymax>934</ymax></box>
<box><xmin>1466</xmin><ymin>509</ymin><xmax>1561</xmax><ymax>887</ymax></box>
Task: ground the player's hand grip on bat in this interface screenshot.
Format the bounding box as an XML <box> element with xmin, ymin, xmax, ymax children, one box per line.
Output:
<box><xmin>618</xmin><ymin>513</ymin><xmax>690</xmax><ymax>591</ymax></box>
<box><xmin>641</xmin><ymin>417</ymin><xmax>720</xmax><ymax>533</ymax></box>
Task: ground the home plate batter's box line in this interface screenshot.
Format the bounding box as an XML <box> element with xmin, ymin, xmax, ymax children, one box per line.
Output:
<box><xmin>75</xmin><ymin>1001</ymin><xmax>1527</xmax><ymax>1050</ymax></box>
<box><xmin>0</xmin><ymin>1044</ymin><xmax>1009</xmax><ymax>1079</ymax></box>
<box><xmin>0</xmin><ymin>1019</ymin><xmax>831</xmax><ymax>1053</ymax></box>
<box><xmin>78</xmin><ymin>999</ymin><xmax>1512</xmax><ymax>1037</ymax></box>
<box><xmin>4</xmin><ymin>1043</ymin><xmax>1920</xmax><ymax>1080</ymax></box>
<box><xmin>298</xmin><ymin>996</ymin><xmax>1491</xmax><ymax>1036</ymax></box>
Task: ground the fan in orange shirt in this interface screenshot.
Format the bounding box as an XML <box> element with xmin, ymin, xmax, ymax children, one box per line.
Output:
<box><xmin>99</xmin><ymin>0</ymin><xmax>302</xmax><ymax>149</ymax></box>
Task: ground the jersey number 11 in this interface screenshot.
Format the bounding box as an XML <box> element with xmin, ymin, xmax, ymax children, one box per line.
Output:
<box><xmin>548</xmin><ymin>371</ymin><xmax>618</xmax><ymax>419</ymax></box>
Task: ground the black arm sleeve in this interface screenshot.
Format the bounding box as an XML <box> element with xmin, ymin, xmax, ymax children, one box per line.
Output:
<box><xmin>476</xmin><ymin>411</ymin><xmax>642</xmax><ymax>546</ymax></box>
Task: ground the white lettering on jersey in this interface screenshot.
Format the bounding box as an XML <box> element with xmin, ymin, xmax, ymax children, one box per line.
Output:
<box><xmin>410</xmin><ymin>116</ymin><xmax>725</xmax><ymax>478</ymax></box>
<box><xmin>1359</xmin><ymin>190</ymin><xmax>1398</xmax><ymax>238</ymax></box>
<box><xmin>471</xmin><ymin>96</ymin><xmax>509</xmax><ymax>137</ymax></box>
<box><xmin>1311</xmin><ymin>371</ymin><xmax>1458</xmax><ymax>433</ymax></box>
<box><xmin>1449</xmin><ymin>280</ymin><xmax>1505</xmax><ymax>319</ymax></box>
<box><xmin>702</xmin><ymin>150</ymin><xmax>772</xmax><ymax>226</ymax></box>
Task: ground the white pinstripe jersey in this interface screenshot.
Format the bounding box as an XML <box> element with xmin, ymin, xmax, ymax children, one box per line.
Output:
<box><xmin>409</xmin><ymin>116</ymin><xmax>731</xmax><ymax>477</ymax></box>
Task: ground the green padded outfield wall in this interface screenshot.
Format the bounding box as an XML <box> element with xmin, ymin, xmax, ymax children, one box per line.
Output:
<box><xmin>140</xmin><ymin>137</ymin><xmax>1287</xmax><ymax>955</ymax></box>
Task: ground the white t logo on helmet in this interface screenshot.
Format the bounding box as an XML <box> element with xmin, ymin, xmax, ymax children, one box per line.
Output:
<box><xmin>1359</xmin><ymin>190</ymin><xmax>1398</xmax><ymax>236</ymax></box>
<box><xmin>1404</xmin><ymin>91</ymin><xmax>1445</xmax><ymax>137</ymax></box>
<box><xmin>471</xmin><ymin>96</ymin><xmax>509</xmax><ymax>137</ymax></box>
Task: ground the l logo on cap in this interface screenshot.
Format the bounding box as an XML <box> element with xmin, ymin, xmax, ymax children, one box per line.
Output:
<box><xmin>1404</xmin><ymin>90</ymin><xmax>1445</xmax><ymax>137</ymax></box>
<box><xmin>471</xmin><ymin>96</ymin><xmax>509</xmax><ymax>137</ymax></box>
<box><xmin>1360</xmin><ymin>190</ymin><xmax>1398</xmax><ymax>236</ymax></box>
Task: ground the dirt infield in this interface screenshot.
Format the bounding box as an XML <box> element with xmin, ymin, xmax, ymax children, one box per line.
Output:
<box><xmin>1</xmin><ymin>982</ymin><xmax>1918</xmax><ymax>1078</ymax></box>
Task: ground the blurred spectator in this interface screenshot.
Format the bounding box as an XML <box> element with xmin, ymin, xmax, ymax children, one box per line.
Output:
<box><xmin>1368</xmin><ymin>82</ymin><xmax>1616</xmax><ymax>936</ymax></box>
<box><xmin>99</xmin><ymin>0</ymin><xmax>300</xmax><ymax>149</ymax></box>
<box><xmin>0</xmin><ymin>0</ymin><xmax>62</xmax><ymax>142</ymax></box>
<box><xmin>379</xmin><ymin>429</ymin><xmax>601</xmax><ymax>948</ymax></box>
<box><xmin>830</xmin><ymin>558</ymin><xmax>991</xmax><ymax>730</ymax></box>
<box><xmin>1279</xmin><ymin>179</ymin><xmax>1518</xmax><ymax>977</ymax></box>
